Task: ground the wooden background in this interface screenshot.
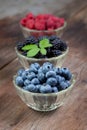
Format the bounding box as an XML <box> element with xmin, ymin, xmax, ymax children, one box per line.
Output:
<box><xmin>0</xmin><ymin>0</ymin><xmax>87</xmax><ymax>130</ymax></box>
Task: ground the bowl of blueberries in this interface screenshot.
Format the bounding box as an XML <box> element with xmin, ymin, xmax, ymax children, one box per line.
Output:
<box><xmin>16</xmin><ymin>35</ymin><xmax>69</xmax><ymax>69</ymax></box>
<box><xmin>13</xmin><ymin>62</ymin><xmax>75</xmax><ymax>111</ymax></box>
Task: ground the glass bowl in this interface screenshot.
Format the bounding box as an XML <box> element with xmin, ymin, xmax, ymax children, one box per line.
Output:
<box><xmin>20</xmin><ymin>22</ymin><xmax>67</xmax><ymax>38</ymax></box>
<box><xmin>13</xmin><ymin>75</ymin><xmax>75</xmax><ymax>112</ymax></box>
<box><xmin>15</xmin><ymin>47</ymin><xmax>69</xmax><ymax>69</ymax></box>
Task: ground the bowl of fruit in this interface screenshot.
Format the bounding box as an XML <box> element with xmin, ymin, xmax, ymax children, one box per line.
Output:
<box><xmin>16</xmin><ymin>35</ymin><xmax>69</xmax><ymax>69</ymax></box>
<box><xmin>20</xmin><ymin>13</ymin><xmax>67</xmax><ymax>38</ymax></box>
<box><xmin>13</xmin><ymin>62</ymin><xmax>76</xmax><ymax>111</ymax></box>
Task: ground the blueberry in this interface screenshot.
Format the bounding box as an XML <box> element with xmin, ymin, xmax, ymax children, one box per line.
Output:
<box><xmin>61</xmin><ymin>68</ymin><xmax>72</xmax><ymax>80</ymax></box>
<box><xmin>29</xmin><ymin>64</ymin><xmax>38</xmax><ymax>73</ymax></box>
<box><xmin>26</xmin><ymin>84</ymin><xmax>37</xmax><ymax>92</ymax></box>
<box><xmin>33</xmin><ymin>63</ymin><xmax>40</xmax><ymax>69</ymax></box>
<box><xmin>35</xmin><ymin>85</ymin><xmax>41</xmax><ymax>92</ymax></box>
<box><xmin>60</xmin><ymin>81</ymin><xmax>69</xmax><ymax>90</ymax></box>
<box><xmin>15</xmin><ymin>76</ymin><xmax>24</xmax><ymax>87</ymax></box>
<box><xmin>22</xmin><ymin>71</ymin><xmax>29</xmax><ymax>80</ymax></box>
<box><xmin>24</xmin><ymin>79</ymin><xmax>31</xmax><ymax>86</ymax></box>
<box><xmin>42</xmin><ymin>62</ymin><xmax>53</xmax><ymax>74</ymax></box>
<box><xmin>52</xmin><ymin>87</ymin><xmax>58</xmax><ymax>93</ymax></box>
<box><xmin>40</xmin><ymin>85</ymin><xmax>52</xmax><ymax>93</ymax></box>
<box><xmin>46</xmin><ymin>77</ymin><xmax>57</xmax><ymax>86</ymax></box>
<box><xmin>27</xmin><ymin>72</ymin><xmax>36</xmax><ymax>80</ymax></box>
<box><xmin>37</xmin><ymin>73</ymin><xmax>45</xmax><ymax>83</ymax></box>
<box><xmin>46</xmin><ymin>71</ymin><xmax>56</xmax><ymax>78</ymax></box>
<box><xmin>38</xmin><ymin>67</ymin><xmax>43</xmax><ymax>73</ymax></box>
<box><xmin>17</xmin><ymin>69</ymin><xmax>24</xmax><ymax>76</ymax></box>
<box><xmin>66</xmin><ymin>80</ymin><xmax>71</xmax><ymax>87</ymax></box>
<box><xmin>56</xmin><ymin>75</ymin><xmax>65</xmax><ymax>84</ymax></box>
<box><xmin>31</xmin><ymin>78</ymin><xmax>40</xmax><ymax>85</ymax></box>
<box><xmin>56</xmin><ymin>68</ymin><xmax>62</xmax><ymax>75</ymax></box>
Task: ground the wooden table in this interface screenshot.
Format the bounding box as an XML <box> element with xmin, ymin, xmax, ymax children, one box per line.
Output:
<box><xmin>0</xmin><ymin>0</ymin><xmax>87</xmax><ymax>130</ymax></box>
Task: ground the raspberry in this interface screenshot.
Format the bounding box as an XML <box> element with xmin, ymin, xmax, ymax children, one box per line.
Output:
<box><xmin>26</xmin><ymin>19</ymin><xmax>35</xmax><ymax>29</ymax></box>
<box><xmin>20</xmin><ymin>18</ymin><xmax>27</xmax><ymax>26</ymax></box>
<box><xmin>36</xmin><ymin>14</ymin><xmax>45</xmax><ymax>20</ymax></box>
<box><xmin>35</xmin><ymin>21</ymin><xmax>45</xmax><ymax>30</ymax></box>
<box><xmin>52</xmin><ymin>50</ymin><xmax>62</xmax><ymax>57</ymax></box>
<box><xmin>26</xmin><ymin>12</ymin><xmax>35</xmax><ymax>19</ymax></box>
<box><xmin>47</xmin><ymin>18</ymin><xmax>55</xmax><ymax>28</ymax></box>
<box><xmin>59</xmin><ymin>18</ymin><xmax>64</xmax><ymax>26</ymax></box>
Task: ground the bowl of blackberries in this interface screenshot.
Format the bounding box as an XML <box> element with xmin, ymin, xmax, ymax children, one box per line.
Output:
<box><xmin>13</xmin><ymin>62</ymin><xmax>75</xmax><ymax>111</ymax></box>
<box><xmin>16</xmin><ymin>35</ymin><xmax>68</xmax><ymax>69</ymax></box>
<box><xmin>20</xmin><ymin>13</ymin><xmax>67</xmax><ymax>37</ymax></box>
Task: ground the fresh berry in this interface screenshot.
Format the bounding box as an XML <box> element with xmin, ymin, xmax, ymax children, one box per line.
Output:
<box><xmin>26</xmin><ymin>84</ymin><xmax>37</xmax><ymax>92</ymax></box>
<box><xmin>52</xmin><ymin>87</ymin><xmax>58</xmax><ymax>93</ymax></box>
<box><xmin>22</xmin><ymin>51</ymin><xmax>27</xmax><ymax>56</ymax></box>
<box><xmin>61</xmin><ymin>68</ymin><xmax>72</xmax><ymax>80</ymax></box>
<box><xmin>46</xmin><ymin>71</ymin><xmax>56</xmax><ymax>78</ymax></box>
<box><xmin>49</xmin><ymin>35</ymin><xmax>58</xmax><ymax>41</ymax></box>
<box><xmin>17</xmin><ymin>69</ymin><xmax>25</xmax><ymax>76</ymax></box>
<box><xmin>38</xmin><ymin>73</ymin><xmax>45</xmax><ymax>83</ymax></box>
<box><xmin>56</xmin><ymin>75</ymin><xmax>65</xmax><ymax>84</ymax></box>
<box><xmin>24</xmin><ymin>79</ymin><xmax>31</xmax><ymax>86</ymax></box>
<box><xmin>27</xmin><ymin>72</ymin><xmax>36</xmax><ymax>80</ymax></box>
<box><xmin>60</xmin><ymin>81</ymin><xmax>69</xmax><ymax>90</ymax></box>
<box><xmin>47</xmin><ymin>77</ymin><xmax>57</xmax><ymax>86</ymax></box>
<box><xmin>24</xmin><ymin>36</ymin><xmax>38</xmax><ymax>44</ymax></box>
<box><xmin>15</xmin><ymin>76</ymin><xmax>24</xmax><ymax>87</ymax></box>
<box><xmin>42</xmin><ymin>62</ymin><xmax>53</xmax><ymax>74</ymax></box>
<box><xmin>52</xmin><ymin>50</ymin><xmax>62</xmax><ymax>57</ymax></box>
<box><xmin>40</xmin><ymin>85</ymin><xmax>52</xmax><ymax>93</ymax></box>
<box><xmin>31</xmin><ymin>78</ymin><xmax>40</xmax><ymax>85</ymax></box>
<box><xmin>17</xmin><ymin>42</ymin><xmax>25</xmax><ymax>51</ymax></box>
<box><xmin>26</xmin><ymin>19</ymin><xmax>35</xmax><ymax>29</ymax></box>
<box><xmin>59</xmin><ymin>42</ymin><xmax>67</xmax><ymax>51</ymax></box>
<box><xmin>22</xmin><ymin>71</ymin><xmax>29</xmax><ymax>80</ymax></box>
<box><xmin>29</xmin><ymin>64</ymin><xmax>38</xmax><ymax>73</ymax></box>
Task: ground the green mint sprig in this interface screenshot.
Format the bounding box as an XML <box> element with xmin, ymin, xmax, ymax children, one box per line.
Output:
<box><xmin>21</xmin><ymin>39</ymin><xmax>52</xmax><ymax>58</ymax></box>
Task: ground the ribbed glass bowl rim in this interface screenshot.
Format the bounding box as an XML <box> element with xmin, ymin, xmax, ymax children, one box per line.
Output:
<box><xmin>13</xmin><ymin>75</ymin><xmax>75</xmax><ymax>96</ymax></box>
<box><xmin>20</xmin><ymin>21</ymin><xmax>67</xmax><ymax>32</ymax></box>
<box><xmin>15</xmin><ymin>47</ymin><xmax>69</xmax><ymax>61</ymax></box>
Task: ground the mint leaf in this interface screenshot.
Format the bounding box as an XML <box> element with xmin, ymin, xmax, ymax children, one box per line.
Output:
<box><xmin>40</xmin><ymin>48</ymin><xmax>47</xmax><ymax>55</ymax></box>
<box><xmin>39</xmin><ymin>39</ymin><xmax>52</xmax><ymax>48</ymax></box>
<box><xmin>27</xmin><ymin>48</ymin><xmax>40</xmax><ymax>57</ymax></box>
<box><xmin>22</xmin><ymin>44</ymin><xmax>38</xmax><ymax>51</ymax></box>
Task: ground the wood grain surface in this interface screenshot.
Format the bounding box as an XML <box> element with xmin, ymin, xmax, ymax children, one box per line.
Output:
<box><xmin>0</xmin><ymin>0</ymin><xmax>87</xmax><ymax>130</ymax></box>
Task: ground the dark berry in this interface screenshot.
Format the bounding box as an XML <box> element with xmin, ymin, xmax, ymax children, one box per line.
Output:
<box><xmin>52</xmin><ymin>50</ymin><xmax>62</xmax><ymax>57</ymax></box>
<box><xmin>22</xmin><ymin>51</ymin><xmax>27</xmax><ymax>56</ymax></box>
<box><xmin>17</xmin><ymin>42</ymin><xmax>25</xmax><ymax>51</ymax></box>
<box><xmin>59</xmin><ymin>42</ymin><xmax>67</xmax><ymax>51</ymax></box>
<box><xmin>49</xmin><ymin>35</ymin><xmax>58</xmax><ymax>41</ymax></box>
<box><xmin>24</xmin><ymin>36</ymin><xmax>38</xmax><ymax>44</ymax></box>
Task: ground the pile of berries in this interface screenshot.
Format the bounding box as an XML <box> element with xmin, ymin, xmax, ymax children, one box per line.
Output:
<box><xmin>15</xmin><ymin>62</ymin><xmax>72</xmax><ymax>93</ymax></box>
<box><xmin>17</xmin><ymin>35</ymin><xmax>67</xmax><ymax>58</ymax></box>
<box><xmin>20</xmin><ymin>13</ymin><xmax>65</xmax><ymax>30</ymax></box>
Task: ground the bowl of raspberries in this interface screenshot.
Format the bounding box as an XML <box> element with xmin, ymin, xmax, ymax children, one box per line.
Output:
<box><xmin>13</xmin><ymin>62</ymin><xmax>75</xmax><ymax>111</ymax></box>
<box><xmin>20</xmin><ymin>13</ymin><xmax>67</xmax><ymax>38</ymax></box>
<box><xmin>16</xmin><ymin>35</ymin><xmax>69</xmax><ymax>69</ymax></box>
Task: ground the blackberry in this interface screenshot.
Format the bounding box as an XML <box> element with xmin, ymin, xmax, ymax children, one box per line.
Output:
<box><xmin>34</xmin><ymin>52</ymin><xmax>47</xmax><ymax>59</ymax></box>
<box><xmin>49</xmin><ymin>35</ymin><xmax>59</xmax><ymax>41</ymax></box>
<box><xmin>59</xmin><ymin>42</ymin><xmax>67</xmax><ymax>51</ymax></box>
<box><xmin>24</xmin><ymin>36</ymin><xmax>38</xmax><ymax>44</ymax></box>
<box><xmin>22</xmin><ymin>51</ymin><xmax>27</xmax><ymax>56</ymax></box>
<box><xmin>52</xmin><ymin>50</ymin><xmax>62</xmax><ymax>57</ymax></box>
<box><xmin>47</xmin><ymin>48</ymin><xmax>52</xmax><ymax>58</ymax></box>
<box><xmin>38</xmin><ymin>36</ymin><xmax>49</xmax><ymax>41</ymax></box>
<box><xmin>17</xmin><ymin>42</ymin><xmax>25</xmax><ymax>51</ymax></box>
<box><xmin>51</xmin><ymin>39</ymin><xmax>61</xmax><ymax>50</ymax></box>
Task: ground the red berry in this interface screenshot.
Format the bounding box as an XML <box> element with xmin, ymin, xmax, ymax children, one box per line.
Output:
<box><xmin>26</xmin><ymin>19</ymin><xmax>35</xmax><ymax>29</ymax></box>
<box><xmin>26</xmin><ymin>12</ymin><xmax>35</xmax><ymax>19</ymax></box>
<box><xmin>47</xmin><ymin>18</ymin><xmax>55</xmax><ymax>28</ymax></box>
<box><xmin>59</xmin><ymin>18</ymin><xmax>64</xmax><ymax>26</ymax></box>
<box><xmin>20</xmin><ymin>18</ymin><xmax>27</xmax><ymax>26</ymax></box>
<box><xmin>36</xmin><ymin>14</ymin><xmax>45</xmax><ymax>20</ymax></box>
<box><xmin>35</xmin><ymin>21</ymin><xmax>45</xmax><ymax>30</ymax></box>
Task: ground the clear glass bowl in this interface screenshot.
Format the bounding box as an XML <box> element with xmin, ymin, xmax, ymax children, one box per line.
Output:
<box><xmin>20</xmin><ymin>22</ymin><xmax>67</xmax><ymax>38</ymax></box>
<box><xmin>13</xmin><ymin>75</ymin><xmax>75</xmax><ymax>112</ymax></box>
<box><xmin>15</xmin><ymin>47</ymin><xmax>69</xmax><ymax>69</ymax></box>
